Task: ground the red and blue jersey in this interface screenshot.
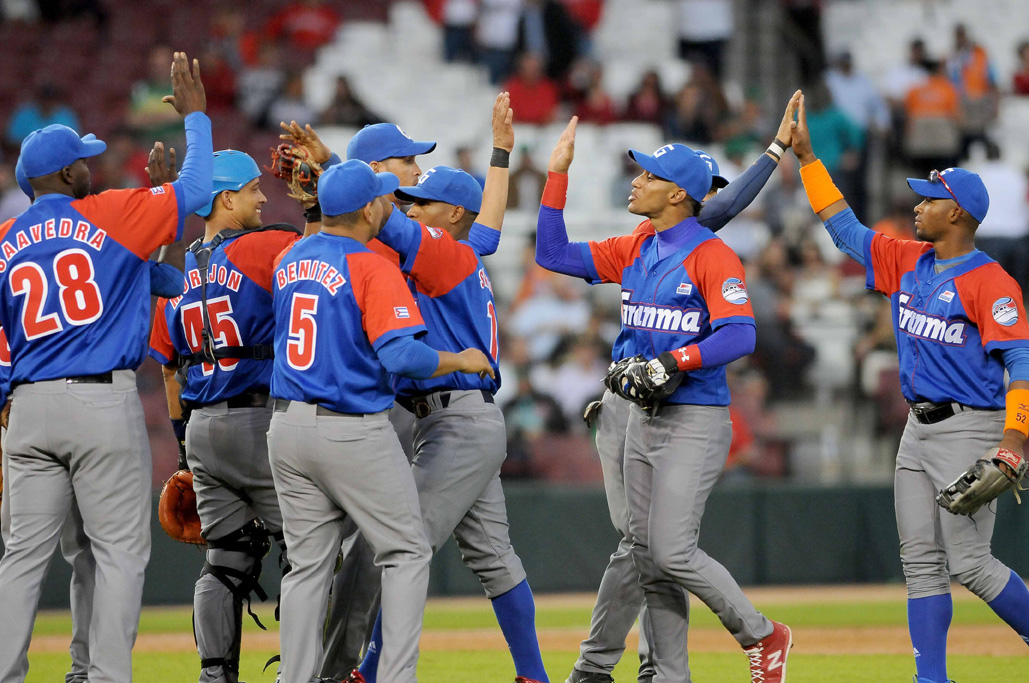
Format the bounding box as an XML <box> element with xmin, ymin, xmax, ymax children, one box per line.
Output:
<box><xmin>376</xmin><ymin>210</ymin><xmax>500</xmax><ymax>396</ymax></box>
<box><xmin>270</xmin><ymin>231</ymin><xmax>427</xmax><ymax>414</ymax></box>
<box><xmin>586</xmin><ymin>218</ymin><xmax>755</xmax><ymax>406</ymax></box>
<box><xmin>863</xmin><ymin>232</ymin><xmax>1029</xmax><ymax>408</ymax></box>
<box><xmin>149</xmin><ymin>228</ymin><xmax>301</xmax><ymax>405</ymax></box>
<box><xmin>0</xmin><ymin>187</ymin><xmax>180</xmax><ymax>384</ymax></box>
<box><xmin>0</xmin><ymin>325</ymin><xmax>10</xmax><ymax>403</ymax></box>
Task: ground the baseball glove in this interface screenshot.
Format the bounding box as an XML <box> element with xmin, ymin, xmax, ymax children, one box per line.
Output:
<box><xmin>158</xmin><ymin>470</ymin><xmax>204</xmax><ymax>545</ymax></box>
<box><xmin>603</xmin><ymin>355</ymin><xmax>644</xmax><ymax>397</ymax></box>
<box><xmin>604</xmin><ymin>352</ymin><xmax>684</xmax><ymax>408</ymax></box>
<box><xmin>937</xmin><ymin>447</ymin><xmax>1028</xmax><ymax>516</ymax></box>
<box><xmin>267</xmin><ymin>143</ymin><xmax>323</xmax><ymax>202</ymax></box>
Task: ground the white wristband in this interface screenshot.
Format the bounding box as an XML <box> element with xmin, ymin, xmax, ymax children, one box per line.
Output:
<box><xmin>766</xmin><ymin>140</ymin><xmax>787</xmax><ymax>161</ymax></box>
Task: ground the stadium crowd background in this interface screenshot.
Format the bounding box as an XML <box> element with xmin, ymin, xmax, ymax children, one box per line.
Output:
<box><xmin>0</xmin><ymin>0</ymin><xmax>1027</xmax><ymax>488</ymax></box>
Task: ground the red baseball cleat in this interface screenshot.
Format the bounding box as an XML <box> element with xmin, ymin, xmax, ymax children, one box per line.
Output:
<box><xmin>743</xmin><ymin>621</ymin><xmax>793</xmax><ymax>683</ymax></box>
<box><xmin>515</xmin><ymin>678</ymin><xmax>548</xmax><ymax>683</ymax></box>
<box><xmin>342</xmin><ymin>670</ymin><xmax>366</xmax><ymax>683</ymax></box>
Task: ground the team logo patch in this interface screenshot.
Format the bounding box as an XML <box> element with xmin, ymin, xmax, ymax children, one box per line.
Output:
<box><xmin>992</xmin><ymin>297</ymin><xmax>1019</xmax><ymax>327</ymax></box>
<box><xmin>150</xmin><ymin>186</ymin><xmax>166</xmax><ymax>195</ymax></box>
<box><xmin>939</xmin><ymin>290</ymin><xmax>954</xmax><ymax>303</ymax></box>
<box><xmin>676</xmin><ymin>282</ymin><xmax>693</xmax><ymax>295</ymax></box>
<box><xmin>721</xmin><ymin>278</ymin><xmax>749</xmax><ymax>305</ymax></box>
<box><xmin>394</xmin><ymin>306</ymin><xmax>410</xmax><ymax>319</ymax></box>
<box><xmin>426</xmin><ymin>226</ymin><xmax>443</xmax><ymax>239</ymax></box>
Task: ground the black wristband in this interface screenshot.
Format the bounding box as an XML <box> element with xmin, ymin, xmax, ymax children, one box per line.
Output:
<box><xmin>304</xmin><ymin>202</ymin><xmax>322</xmax><ymax>223</ymax></box>
<box><xmin>490</xmin><ymin>147</ymin><xmax>510</xmax><ymax>168</ymax></box>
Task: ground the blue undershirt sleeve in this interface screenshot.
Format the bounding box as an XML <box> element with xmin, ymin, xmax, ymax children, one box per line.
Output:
<box><xmin>466</xmin><ymin>223</ymin><xmax>501</xmax><ymax>256</ymax></box>
<box><xmin>698</xmin><ymin>154</ymin><xmax>777</xmax><ymax>233</ymax></box>
<box><xmin>324</xmin><ymin>152</ymin><xmax>342</xmax><ymax>169</ymax></box>
<box><xmin>695</xmin><ymin>322</ymin><xmax>756</xmax><ymax>368</ymax></box>
<box><xmin>377</xmin><ymin>335</ymin><xmax>440</xmax><ymax>379</ymax></box>
<box><xmin>171</xmin><ymin>112</ymin><xmax>214</xmax><ymax>224</ymax></box>
<box><xmin>376</xmin><ymin>209</ymin><xmax>422</xmax><ymax>265</ymax></box>
<box><xmin>823</xmin><ymin>208</ymin><xmax>874</xmax><ymax>265</ymax></box>
<box><xmin>148</xmin><ymin>262</ymin><xmax>185</xmax><ymax>298</ymax></box>
<box><xmin>535</xmin><ymin>205</ymin><xmax>593</xmax><ymax>279</ymax></box>
<box><xmin>1002</xmin><ymin>347</ymin><xmax>1029</xmax><ymax>383</ymax></box>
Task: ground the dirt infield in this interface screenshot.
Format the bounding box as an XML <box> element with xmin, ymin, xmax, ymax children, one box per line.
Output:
<box><xmin>29</xmin><ymin>585</ymin><xmax>1027</xmax><ymax>656</ymax></box>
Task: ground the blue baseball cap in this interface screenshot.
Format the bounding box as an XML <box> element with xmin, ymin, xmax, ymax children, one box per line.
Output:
<box><xmin>18</xmin><ymin>124</ymin><xmax>106</xmax><ymax>179</ymax></box>
<box><xmin>196</xmin><ymin>150</ymin><xmax>262</xmax><ymax>218</ymax></box>
<box><xmin>628</xmin><ymin>144</ymin><xmax>712</xmax><ymax>202</ymax></box>
<box><xmin>394</xmin><ymin>166</ymin><xmax>483</xmax><ymax>213</ymax></box>
<box><xmin>906</xmin><ymin>167</ymin><xmax>990</xmax><ymax>223</ymax></box>
<box><xmin>14</xmin><ymin>155</ymin><xmax>33</xmax><ymax>200</ymax></box>
<box><xmin>694</xmin><ymin>149</ymin><xmax>728</xmax><ymax>190</ymax></box>
<box><xmin>319</xmin><ymin>159</ymin><xmax>400</xmax><ymax>217</ymax></box>
<box><xmin>346</xmin><ymin>123</ymin><xmax>437</xmax><ymax>163</ymax></box>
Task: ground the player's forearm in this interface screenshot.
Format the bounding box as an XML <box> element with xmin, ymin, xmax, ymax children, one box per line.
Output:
<box><xmin>798</xmin><ymin>157</ymin><xmax>848</xmax><ymax>221</ymax></box>
<box><xmin>171</xmin><ymin>112</ymin><xmax>214</xmax><ymax>218</ymax></box>
<box><xmin>1002</xmin><ymin>379</ymin><xmax>1029</xmax><ymax>450</ymax></box>
<box><xmin>477</xmin><ymin>152</ymin><xmax>509</xmax><ymax>232</ymax></box>
<box><xmin>698</xmin><ymin>154</ymin><xmax>777</xmax><ymax>232</ymax></box>
<box><xmin>663</xmin><ymin>323</ymin><xmax>756</xmax><ymax>372</ymax></box>
<box><xmin>535</xmin><ymin>172</ymin><xmax>592</xmax><ymax>278</ymax></box>
<box><xmin>822</xmin><ymin>208</ymin><xmax>872</xmax><ymax>265</ymax></box>
<box><xmin>376</xmin><ymin>208</ymin><xmax>421</xmax><ymax>263</ymax></box>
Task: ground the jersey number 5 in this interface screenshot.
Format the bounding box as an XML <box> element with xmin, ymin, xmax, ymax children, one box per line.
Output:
<box><xmin>287</xmin><ymin>293</ymin><xmax>318</xmax><ymax>371</ymax></box>
<box><xmin>180</xmin><ymin>296</ymin><xmax>243</xmax><ymax>376</ymax></box>
<box><xmin>9</xmin><ymin>249</ymin><xmax>103</xmax><ymax>340</ymax></box>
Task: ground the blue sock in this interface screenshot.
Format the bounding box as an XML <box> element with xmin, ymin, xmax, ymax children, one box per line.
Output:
<box><xmin>491</xmin><ymin>579</ymin><xmax>549</xmax><ymax>682</ymax></box>
<box><xmin>358</xmin><ymin>610</ymin><xmax>383</xmax><ymax>683</ymax></box>
<box><xmin>907</xmin><ymin>594</ymin><xmax>952</xmax><ymax>683</ymax></box>
<box><xmin>987</xmin><ymin>570</ymin><xmax>1029</xmax><ymax>647</ymax></box>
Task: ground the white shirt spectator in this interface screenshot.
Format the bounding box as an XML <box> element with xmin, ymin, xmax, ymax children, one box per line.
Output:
<box><xmin>476</xmin><ymin>0</ymin><xmax>523</xmax><ymax>50</ymax></box>
<box><xmin>880</xmin><ymin>62</ymin><xmax>929</xmax><ymax>102</ymax></box>
<box><xmin>967</xmin><ymin>159</ymin><xmax>1029</xmax><ymax>238</ymax></box>
<box><xmin>825</xmin><ymin>68</ymin><xmax>891</xmax><ymax>132</ymax></box>
<box><xmin>444</xmin><ymin>0</ymin><xmax>478</xmax><ymax>26</ymax></box>
<box><xmin>677</xmin><ymin>0</ymin><xmax>733</xmax><ymax>41</ymax></box>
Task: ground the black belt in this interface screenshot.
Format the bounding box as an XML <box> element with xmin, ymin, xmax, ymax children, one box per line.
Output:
<box><xmin>273</xmin><ymin>398</ymin><xmax>366</xmax><ymax>417</ymax></box>
<box><xmin>908</xmin><ymin>400</ymin><xmax>972</xmax><ymax>425</ymax></box>
<box><xmin>66</xmin><ymin>372</ymin><xmax>113</xmax><ymax>384</ymax></box>
<box><xmin>188</xmin><ymin>391</ymin><xmax>270</xmax><ymax>410</ymax></box>
<box><xmin>396</xmin><ymin>390</ymin><xmax>494</xmax><ymax>419</ymax></box>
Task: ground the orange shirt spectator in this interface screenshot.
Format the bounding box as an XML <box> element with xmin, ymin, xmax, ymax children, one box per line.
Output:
<box><xmin>504</xmin><ymin>53</ymin><xmax>560</xmax><ymax>125</ymax></box>
<box><xmin>266</xmin><ymin>0</ymin><xmax>342</xmax><ymax>51</ymax></box>
<box><xmin>904</xmin><ymin>73</ymin><xmax>960</xmax><ymax>121</ymax></box>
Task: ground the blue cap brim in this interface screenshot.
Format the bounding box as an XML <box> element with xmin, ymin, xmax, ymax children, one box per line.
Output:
<box><xmin>906</xmin><ymin>178</ymin><xmax>951</xmax><ymax>200</ymax></box>
<box><xmin>375</xmin><ymin>171</ymin><xmax>400</xmax><ymax>198</ymax></box>
<box><xmin>711</xmin><ymin>175</ymin><xmax>729</xmax><ymax>190</ymax></box>
<box><xmin>628</xmin><ymin>149</ymin><xmax>672</xmax><ymax>183</ymax></box>
<box><xmin>393</xmin><ymin>185</ymin><xmax>435</xmax><ymax>204</ymax></box>
<box><xmin>391</xmin><ymin>140</ymin><xmax>436</xmax><ymax>159</ymax></box>
<box><xmin>80</xmin><ymin>135</ymin><xmax>107</xmax><ymax>159</ymax></box>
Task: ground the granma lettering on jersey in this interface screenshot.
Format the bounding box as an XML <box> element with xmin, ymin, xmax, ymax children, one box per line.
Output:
<box><xmin>0</xmin><ymin>217</ymin><xmax>107</xmax><ymax>273</ymax></box>
<box><xmin>621</xmin><ymin>291</ymin><xmax>703</xmax><ymax>333</ymax></box>
<box><xmin>897</xmin><ymin>292</ymin><xmax>968</xmax><ymax>345</ymax></box>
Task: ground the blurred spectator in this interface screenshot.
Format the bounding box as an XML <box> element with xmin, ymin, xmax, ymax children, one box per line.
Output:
<box><xmin>517</xmin><ymin>0</ymin><xmax>579</xmax><ymax>82</ymax></box>
<box><xmin>902</xmin><ymin>60</ymin><xmax>962</xmax><ymax>173</ymax></box>
<box><xmin>531</xmin><ymin>336</ymin><xmax>607</xmax><ymax>424</ymax></box>
<box><xmin>320</xmin><ymin>76</ymin><xmax>382</xmax><ymax>127</ymax></box>
<box><xmin>237</xmin><ymin>42</ymin><xmax>287</xmax><ymax>127</ymax></box>
<box><xmin>802</xmin><ymin>81</ymin><xmax>862</xmax><ymax>177</ymax></box>
<box><xmin>265</xmin><ymin>0</ymin><xmax>341</xmax><ymax>52</ymax></box>
<box><xmin>5</xmin><ymin>82</ymin><xmax>80</xmax><ymax>146</ymax></box>
<box><xmin>210</xmin><ymin>7</ymin><xmax>259</xmax><ymax>69</ymax></box>
<box><xmin>725</xmin><ymin>368</ymin><xmax>788</xmax><ymax>478</ymax></box>
<box><xmin>624</xmin><ymin>70</ymin><xmax>668</xmax><ymax>125</ymax></box>
<box><xmin>559</xmin><ymin>0</ymin><xmax>603</xmax><ymax>55</ymax></box>
<box><xmin>456</xmin><ymin>146</ymin><xmax>487</xmax><ymax>188</ymax></box>
<box><xmin>501</xmin><ymin>372</ymin><xmax>569</xmax><ymax>479</ymax></box>
<box><xmin>870</xmin><ymin>199</ymin><xmax>917</xmax><ymax>241</ymax></box>
<box><xmin>947</xmin><ymin>24</ymin><xmax>999</xmax><ymax>154</ymax></box>
<box><xmin>198</xmin><ymin>46</ymin><xmax>238</xmax><ymax>113</ymax></box>
<box><xmin>676</xmin><ymin>0</ymin><xmax>733</xmax><ymax>79</ymax></box>
<box><xmin>664</xmin><ymin>65</ymin><xmax>729</xmax><ymax>144</ymax></box>
<box><xmin>1013</xmin><ymin>41</ymin><xmax>1029</xmax><ymax>96</ymax></box>
<box><xmin>573</xmin><ymin>71</ymin><xmax>616</xmax><ymax>126</ymax></box>
<box><xmin>881</xmin><ymin>39</ymin><xmax>930</xmax><ymax>106</ymax></box>
<box><xmin>36</xmin><ymin>0</ymin><xmax>106</xmax><ymax>25</ymax></box>
<box><xmin>267</xmin><ymin>71</ymin><xmax>316</xmax><ymax>131</ymax></box>
<box><xmin>610</xmin><ymin>153</ymin><xmax>640</xmax><ymax>207</ymax></box>
<box><xmin>477</xmin><ymin>0</ymin><xmax>523</xmax><ymax>84</ymax></box>
<box><xmin>127</xmin><ymin>45</ymin><xmax>182</xmax><ymax>144</ymax></box>
<box><xmin>508</xmin><ymin>275</ymin><xmax>590</xmax><ymax>361</ymax></box>
<box><xmin>780</xmin><ymin>0</ymin><xmax>825</xmax><ymax>82</ymax></box>
<box><xmin>0</xmin><ymin>162</ymin><xmax>30</xmax><ymax>222</ymax></box>
<box><xmin>507</xmin><ymin>145</ymin><xmax>547</xmax><ymax>208</ymax></box>
<box><xmin>967</xmin><ymin>141</ymin><xmax>1029</xmax><ymax>287</ymax></box>
<box><xmin>763</xmin><ymin>154</ymin><xmax>814</xmax><ymax>239</ymax></box>
<box><xmin>716</xmin><ymin>90</ymin><xmax>767</xmax><ymax>152</ymax></box>
<box><xmin>504</xmin><ymin>52</ymin><xmax>560</xmax><ymax>124</ymax></box>
<box><xmin>441</xmin><ymin>0</ymin><xmax>478</xmax><ymax>63</ymax></box>
<box><xmin>92</xmin><ymin>127</ymin><xmax>149</xmax><ymax>192</ymax></box>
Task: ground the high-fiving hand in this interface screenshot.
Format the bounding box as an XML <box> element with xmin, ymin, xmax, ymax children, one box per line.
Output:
<box><xmin>548</xmin><ymin>116</ymin><xmax>578</xmax><ymax>174</ymax></box>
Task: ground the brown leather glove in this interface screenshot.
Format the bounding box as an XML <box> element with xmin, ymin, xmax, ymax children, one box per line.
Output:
<box><xmin>158</xmin><ymin>470</ymin><xmax>205</xmax><ymax>545</ymax></box>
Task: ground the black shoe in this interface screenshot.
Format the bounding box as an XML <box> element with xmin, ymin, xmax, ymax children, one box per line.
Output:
<box><xmin>566</xmin><ymin>670</ymin><xmax>614</xmax><ymax>683</ymax></box>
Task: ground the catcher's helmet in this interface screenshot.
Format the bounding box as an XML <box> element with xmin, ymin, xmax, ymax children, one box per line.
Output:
<box><xmin>195</xmin><ymin>149</ymin><xmax>262</xmax><ymax>218</ymax></box>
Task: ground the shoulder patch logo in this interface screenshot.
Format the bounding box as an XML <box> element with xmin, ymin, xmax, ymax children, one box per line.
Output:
<box><xmin>939</xmin><ymin>290</ymin><xmax>954</xmax><ymax>303</ymax></box>
<box><xmin>992</xmin><ymin>297</ymin><xmax>1018</xmax><ymax>327</ymax></box>
<box><xmin>426</xmin><ymin>226</ymin><xmax>443</xmax><ymax>239</ymax></box>
<box><xmin>150</xmin><ymin>186</ymin><xmax>166</xmax><ymax>195</ymax></box>
<box><xmin>721</xmin><ymin>277</ymin><xmax>749</xmax><ymax>305</ymax></box>
<box><xmin>394</xmin><ymin>306</ymin><xmax>410</xmax><ymax>319</ymax></box>
<box><xmin>676</xmin><ymin>282</ymin><xmax>693</xmax><ymax>295</ymax></box>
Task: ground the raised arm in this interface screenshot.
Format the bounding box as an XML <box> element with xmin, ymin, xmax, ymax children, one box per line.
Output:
<box><xmin>163</xmin><ymin>52</ymin><xmax>213</xmax><ymax>219</ymax></box>
<box><xmin>465</xmin><ymin>92</ymin><xmax>514</xmax><ymax>255</ymax></box>
<box><xmin>535</xmin><ymin>117</ymin><xmax>594</xmax><ymax>278</ymax></box>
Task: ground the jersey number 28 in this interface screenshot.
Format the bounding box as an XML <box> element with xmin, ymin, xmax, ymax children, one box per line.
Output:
<box><xmin>9</xmin><ymin>249</ymin><xmax>103</xmax><ymax>340</ymax></box>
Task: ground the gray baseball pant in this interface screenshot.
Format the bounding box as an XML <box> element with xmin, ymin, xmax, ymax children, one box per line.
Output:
<box><xmin>895</xmin><ymin>409</ymin><xmax>1012</xmax><ymax>601</ymax></box>
<box><xmin>186</xmin><ymin>402</ymin><xmax>284</xmax><ymax>683</ymax></box>
<box><xmin>0</xmin><ymin>371</ymin><xmax>152</xmax><ymax>683</ymax></box>
<box><xmin>268</xmin><ymin>402</ymin><xmax>431</xmax><ymax>683</ymax></box>
<box><xmin>2</xmin><ymin>434</ymin><xmax>93</xmax><ymax>683</ymax></box>
<box><xmin>575</xmin><ymin>390</ymin><xmax>658</xmax><ymax>681</ymax></box>
<box><xmin>624</xmin><ymin>403</ymin><xmax>772</xmax><ymax>683</ymax></box>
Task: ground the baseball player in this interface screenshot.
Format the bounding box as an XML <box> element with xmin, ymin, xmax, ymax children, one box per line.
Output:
<box><xmin>790</xmin><ymin>93</ymin><xmax>1029</xmax><ymax>683</ymax></box>
<box><xmin>535</xmin><ymin>120</ymin><xmax>792</xmax><ymax>683</ymax></box>
<box><xmin>347</xmin><ymin>94</ymin><xmax>548</xmax><ymax>683</ymax></box>
<box><xmin>0</xmin><ymin>51</ymin><xmax>210</xmax><ymax>682</ymax></box>
<box><xmin>267</xmin><ymin>159</ymin><xmax>493</xmax><ymax>683</ymax></box>
<box><xmin>149</xmin><ymin>148</ymin><xmax>303</xmax><ymax>683</ymax></box>
<box><xmin>558</xmin><ymin>93</ymin><xmax>802</xmax><ymax>683</ymax></box>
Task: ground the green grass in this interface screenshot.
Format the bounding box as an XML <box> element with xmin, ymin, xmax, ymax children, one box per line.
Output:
<box><xmin>23</xmin><ymin>593</ymin><xmax>1029</xmax><ymax>682</ymax></box>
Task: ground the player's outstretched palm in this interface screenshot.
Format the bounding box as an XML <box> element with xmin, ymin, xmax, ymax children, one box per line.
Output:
<box><xmin>162</xmin><ymin>51</ymin><xmax>205</xmax><ymax>117</ymax></box>
<box><xmin>775</xmin><ymin>90</ymin><xmax>803</xmax><ymax>149</ymax></box>
<box><xmin>279</xmin><ymin>121</ymin><xmax>332</xmax><ymax>165</ymax></box>
<box><xmin>147</xmin><ymin>142</ymin><xmax>177</xmax><ymax>186</ymax></box>
<box><xmin>548</xmin><ymin>116</ymin><xmax>578</xmax><ymax>174</ymax></box>
<box><xmin>493</xmin><ymin>92</ymin><xmax>515</xmax><ymax>152</ymax></box>
<box><xmin>790</xmin><ymin>94</ymin><xmax>815</xmax><ymax>164</ymax></box>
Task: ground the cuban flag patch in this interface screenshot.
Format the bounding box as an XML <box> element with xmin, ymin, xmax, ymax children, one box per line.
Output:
<box><xmin>394</xmin><ymin>306</ymin><xmax>410</xmax><ymax>319</ymax></box>
<box><xmin>939</xmin><ymin>290</ymin><xmax>954</xmax><ymax>303</ymax></box>
<box><xmin>992</xmin><ymin>297</ymin><xmax>1018</xmax><ymax>327</ymax></box>
<box><xmin>721</xmin><ymin>278</ymin><xmax>749</xmax><ymax>305</ymax></box>
<box><xmin>676</xmin><ymin>282</ymin><xmax>693</xmax><ymax>295</ymax></box>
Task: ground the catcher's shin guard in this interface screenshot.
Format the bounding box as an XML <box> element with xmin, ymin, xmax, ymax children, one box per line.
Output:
<box><xmin>193</xmin><ymin>520</ymin><xmax>272</xmax><ymax>683</ymax></box>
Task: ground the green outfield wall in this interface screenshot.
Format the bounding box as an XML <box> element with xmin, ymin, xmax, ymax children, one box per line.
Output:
<box><xmin>14</xmin><ymin>481</ymin><xmax>1029</xmax><ymax>610</ymax></box>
